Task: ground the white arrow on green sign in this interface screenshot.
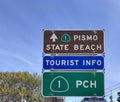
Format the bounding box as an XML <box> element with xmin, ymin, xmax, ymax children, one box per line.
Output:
<box><xmin>42</xmin><ymin>72</ymin><xmax>104</xmax><ymax>97</ymax></box>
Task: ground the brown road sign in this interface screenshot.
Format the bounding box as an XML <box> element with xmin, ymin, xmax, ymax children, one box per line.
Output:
<box><xmin>43</xmin><ymin>30</ymin><xmax>104</xmax><ymax>54</ymax></box>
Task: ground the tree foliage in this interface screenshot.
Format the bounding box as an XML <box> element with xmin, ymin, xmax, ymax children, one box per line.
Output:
<box><xmin>0</xmin><ymin>72</ymin><xmax>43</xmax><ymax>102</ymax></box>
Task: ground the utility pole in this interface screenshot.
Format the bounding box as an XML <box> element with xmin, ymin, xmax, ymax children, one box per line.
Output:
<box><xmin>110</xmin><ymin>95</ymin><xmax>113</xmax><ymax>102</ymax></box>
<box><xmin>117</xmin><ymin>92</ymin><xmax>120</xmax><ymax>102</ymax></box>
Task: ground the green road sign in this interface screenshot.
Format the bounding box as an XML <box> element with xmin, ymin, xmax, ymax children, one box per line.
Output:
<box><xmin>42</xmin><ymin>72</ymin><xmax>104</xmax><ymax>97</ymax></box>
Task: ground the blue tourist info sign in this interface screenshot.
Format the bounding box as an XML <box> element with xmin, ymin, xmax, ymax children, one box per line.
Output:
<box><xmin>43</xmin><ymin>56</ymin><xmax>104</xmax><ymax>70</ymax></box>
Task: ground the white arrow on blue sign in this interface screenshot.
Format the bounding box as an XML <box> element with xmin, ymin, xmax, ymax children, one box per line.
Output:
<box><xmin>43</xmin><ymin>56</ymin><xmax>104</xmax><ymax>70</ymax></box>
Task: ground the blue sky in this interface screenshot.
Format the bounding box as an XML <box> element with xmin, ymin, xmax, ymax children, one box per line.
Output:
<box><xmin>0</xmin><ymin>0</ymin><xmax>120</xmax><ymax>102</ymax></box>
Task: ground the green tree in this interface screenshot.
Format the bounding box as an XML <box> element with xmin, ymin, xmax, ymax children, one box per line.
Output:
<box><xmin>0</xmin><ymin>72</ymin><xmax>43</xmax><ymax>102</ymax></box>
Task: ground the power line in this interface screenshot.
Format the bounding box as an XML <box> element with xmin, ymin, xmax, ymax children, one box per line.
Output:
<box><xmin>105</xmin><ymin>83</ymin><xmax>120</xmax><ymax>96</ymax></box>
